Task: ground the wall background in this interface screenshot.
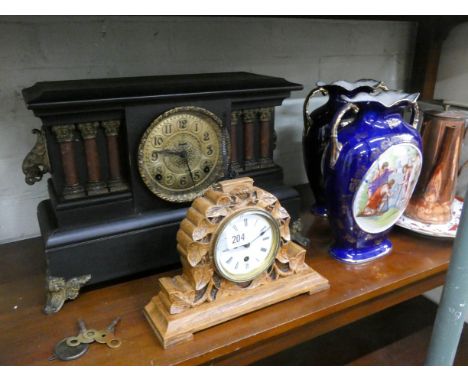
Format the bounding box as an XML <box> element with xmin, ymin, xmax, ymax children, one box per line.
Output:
<box><xmin>0</xmin><ymin>16</ymin><xmax>418</xmax><ymax>243</ymax></box>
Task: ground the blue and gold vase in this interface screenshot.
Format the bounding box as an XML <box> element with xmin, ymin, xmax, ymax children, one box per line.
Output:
<box><xmin>323</xmin><ymin>91</ymin><xmax>423</xmax><ymax>263</ymax></box>
<box><xmin>302</xmin><ymin>80</ymin><xmax>388</xmax><ymax>216</ymax></box>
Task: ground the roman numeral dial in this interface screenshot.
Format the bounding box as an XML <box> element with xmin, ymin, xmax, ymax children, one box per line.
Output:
<box><xmin>213</xmin><ymin>208</ymin><xmax>280</xmax><ymax>283</ymax></box>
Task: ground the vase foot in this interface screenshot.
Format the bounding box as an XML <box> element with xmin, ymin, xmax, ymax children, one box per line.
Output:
<box><xmin>311</xmin><ymin>204</ymin><xmax>328</xmax><ymax>217</ymax></box>
<box><xmin>330</xmin><ymin>239</ymin><xmax>392</xmax><ymax>264</ymax></box>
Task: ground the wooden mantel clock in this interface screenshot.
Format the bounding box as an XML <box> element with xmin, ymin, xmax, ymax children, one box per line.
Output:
<box><xmin>144</xmin><ymin>177</ymin><xmax>329</xmax><ymax>348</ymax></box>
<box><xmin>21</xmin><ymin>72</ymin><xmax>303</xmax><ymax>313</ymax></box>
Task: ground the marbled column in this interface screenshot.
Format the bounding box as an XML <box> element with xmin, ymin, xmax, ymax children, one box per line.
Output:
<box><xmin>242</xmin><ymin>109</ymin><xmax>257</xmax><ymax>170</ymax></box>
<box><xmin>52</xmin><ymin>124</ymin><xmax>85</xmax><ymax>200</ymax></box>
<box><xmin>229</xmin><ymin>111</ymin><xmax>242</xmax><ymax>173</ymax></box>
<box><xmin>78</xmin><ymin>122</ymin><xmax>108</xmax><ymax>196</ymax></box>
<box><xmin>102</xmin><ymin>120</ymin><xmax>128</xmax><ymax>192</ymax></box>
<box><xmin>259</xmin><ymin>107</ymin><xmax>274</xmax><ymax>168</ymax></box>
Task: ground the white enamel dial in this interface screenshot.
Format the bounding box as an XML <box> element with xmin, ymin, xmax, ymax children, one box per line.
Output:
<box><xmin>213</xmin><ymin>208</ymin><xmax>280</xmax><ymax>283</ymax></box>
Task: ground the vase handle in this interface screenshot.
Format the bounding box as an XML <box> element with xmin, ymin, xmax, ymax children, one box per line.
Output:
<box><xmin>395</xmin><ymin>99</ymin><xmax>420</xmax><ymax>130</ymax></box>
<box><xmin>408</xmin><ymin>100</ymin><xmax>420</xmax><ymax>130</ymax></box>
<box><xmin>329</xmin><ymin>103</ymin><xmax>360</xmax><ymax>169</ymax></box>
<box><xmin>375</xmin><ymin>81</ymin><xmax>389</xmax><ymax>92</ymax></box>
<box><xmin>303</xmin><ymin>86</ymin><xmax>328</xmax><ymax>135</ymax></box>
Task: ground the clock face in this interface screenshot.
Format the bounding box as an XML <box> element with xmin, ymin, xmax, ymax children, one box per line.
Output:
<box><xmin>138</xmin><ymin>106</ymin><xmax>226</xmax><ymax>203</ymax></box>
<box><xmin>213</xmin><ymin>208</ymin><xmax>280</xmax><ymax>283</ymax></box>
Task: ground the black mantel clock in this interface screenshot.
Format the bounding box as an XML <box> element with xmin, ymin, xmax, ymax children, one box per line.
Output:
<box><xmin>21</xmin><ymin>72</ymin><xmax>303</xmax><ymax>313</ymax></box>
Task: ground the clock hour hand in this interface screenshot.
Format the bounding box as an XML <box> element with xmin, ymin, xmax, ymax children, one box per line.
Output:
<box><xmin>154</xmin><ymin>147</ymin><xmax>195</xmax><ymax>185</ymax></box>
<box><xmin>222</xmin><ymin>245</ymin><xmax>246</xmax><ymax>253</ymax></box>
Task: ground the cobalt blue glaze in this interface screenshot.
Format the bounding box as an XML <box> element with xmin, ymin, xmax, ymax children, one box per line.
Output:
<box><xmin>324</xmin><ymin>93</ymin><xmax>422</xmax><ymax>263</ymax></box>
<box><xmin>302</xmin><ymin>80</ymin><xmax>387</xmax><ymax>217</ymax></box>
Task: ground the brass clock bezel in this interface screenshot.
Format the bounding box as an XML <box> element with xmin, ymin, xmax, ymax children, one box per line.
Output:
<box><xmin>212</xmin><ymin>207</ymin><xmax>281</xmax><ymax>283</ymax></box>
<box><xmin>137</xmin><ymin>106</ymin><xmax>229</xmax><ymax>203</ymax></box>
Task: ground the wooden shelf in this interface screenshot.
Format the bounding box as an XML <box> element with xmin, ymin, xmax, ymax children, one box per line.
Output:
<box><xmin>0</xmin><ymin>186</ymin><xmax>452</xmax><ymax>365</ymax></box>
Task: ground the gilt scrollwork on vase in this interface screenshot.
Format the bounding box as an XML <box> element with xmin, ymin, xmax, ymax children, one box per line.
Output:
<box><xmin>323</xmin><ymin>91</ymin><xmax>423</xmax><ymax>263</ymax></box>
<box><xmin>22</xmin><ymin>128</ymin><xmax>50</xmax><ymax>185</ymax></box>
<box><xmin>302</xmin><ymin>79</ymin><xmax>389</xmax><ymax>216</ymax></box>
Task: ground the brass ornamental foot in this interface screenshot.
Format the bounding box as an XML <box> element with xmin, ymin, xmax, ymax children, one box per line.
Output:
<box><xmin>44</xmin><ymin>275</ymin><xmax>91</xmax><ymax>315</ymax></box>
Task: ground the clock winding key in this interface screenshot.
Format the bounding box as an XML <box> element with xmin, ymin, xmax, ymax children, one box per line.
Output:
<box><xmin>66</xmin><ymin>319</ymin><xmax>94</xmax><ymax>346</ymax></box>
<box><xmin>50</xmin><ymin>320</ymin><xmax>90</xmax><ymax>361</ymax></box>
<box><xmin>49</xmin><ymin>338</ymin><xmax>89</xmax><ymax>361</ymax></box>
<box><xmin>94</xmin><ymin>317</ymin><xmax>122</xmax><ymax>348</ymax></box>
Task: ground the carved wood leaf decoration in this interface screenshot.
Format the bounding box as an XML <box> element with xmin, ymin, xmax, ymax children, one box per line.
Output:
<box><xmin>274</xmin><ymin>261</ymin><xmax>293</xmax><ymax>277</ymax></box>
<box><xmin>256</xmin><ymin>189</ymin><xmax>278</xmax><ymax>209</ymax></box>
<box><xmin>276</xmin><ymin>245</ymin><xmax>290</xmax><ymax>264</ymax></box>
<box><xmin>159</xmin><ymin>177</ymin><xmax>308</xmax><ymax>315</ymax></box>
<box><xmin>182</xmin><ymin>258</ymin><xmax>213</xmax><ymax>291</ymax></box>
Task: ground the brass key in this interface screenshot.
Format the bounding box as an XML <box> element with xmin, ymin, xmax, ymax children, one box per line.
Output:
<box><xmin>66</xmin><ymin>319</ymin><xmax>94</xmax><ymax>347</ymax></box>
<box><xmin>94</xmin><ymin>317</ymin><xmax>122</xmax><ymax>349</ymax></box>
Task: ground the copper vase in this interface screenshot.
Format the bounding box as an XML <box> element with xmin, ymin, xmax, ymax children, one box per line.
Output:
<box><xmin>405</xmin><ymin>109</ymin><xmax>467</xmax><ymax>224</ymax></box>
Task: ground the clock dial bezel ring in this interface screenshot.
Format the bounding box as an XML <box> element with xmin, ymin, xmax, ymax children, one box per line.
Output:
<box><xmin>137</xmin><ymin>106</ymin><xmax>229</xmax><ymax>203</ymax></box>
<box><xmin>212</xmin><ymin>207</ymin><xmax>281</xmax><ymax>283</ymax></box>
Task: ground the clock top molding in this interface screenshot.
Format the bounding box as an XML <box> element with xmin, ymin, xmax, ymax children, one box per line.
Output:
<box><xmin>22</xmin><ymin>72</ymin><xmax>303</xmax><ymax>115</ymax></box>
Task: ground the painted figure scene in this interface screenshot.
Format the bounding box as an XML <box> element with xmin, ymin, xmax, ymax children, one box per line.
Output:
<box><xmin>353</xmin><ymin>144</ymin><xmax>422</xmax><ymax>234</ymax></box>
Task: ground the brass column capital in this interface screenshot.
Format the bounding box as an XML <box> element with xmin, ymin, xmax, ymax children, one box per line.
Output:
<box><xmin>78</xmin><ymin>122</ymin><xmax>99</xmax><ymax>139</ymax></box>
<box><xmin>102</xmin><ymin>120</ymin><xmax>121</xmax><ymax>136</ymax></box>
<box><xmin>231</xmin><ymin>111</ymin><xmax>239</xmax><ymax>125</ymax></box>
<box><xmin>242</xmin><ymin>110</ymin><xmax>256</xmax><ymax>124</ymax></box>
<box><xmin>52</xmin><ymin>124</ymin><xmax>75</xmax><ymax>143</ymax></box>
<box><xmin>259</xmin><ymin>108</ymin><xmax>273</xmax><ymax>122</ymax></box>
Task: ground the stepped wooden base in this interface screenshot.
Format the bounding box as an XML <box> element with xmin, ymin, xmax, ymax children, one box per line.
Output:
<box><xmin>144</xmin><ymin>266</ymin><xmax>329</xmax><ymax>348</ymax></box>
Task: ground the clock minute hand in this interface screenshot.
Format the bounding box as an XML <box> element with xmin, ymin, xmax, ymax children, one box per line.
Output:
<box><xmin>241</xmin><ymin>227</ymin><xmax>271</xmax><ymax>249</ymax></box>
<box><xmin>252</xmin><ymin>227</ymin><xmax>271</xmax><ymax>243</ymax></box>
